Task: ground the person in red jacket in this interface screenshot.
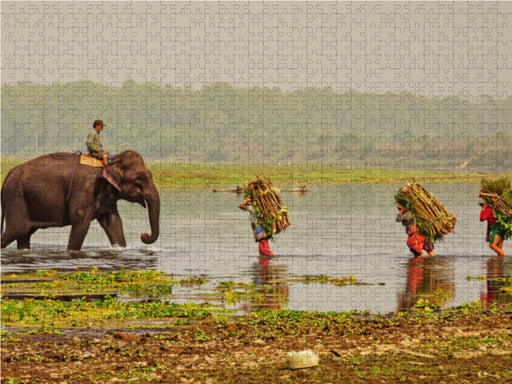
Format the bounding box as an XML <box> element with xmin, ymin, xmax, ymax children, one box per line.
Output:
<box><xmin>480</xmin><ymin>201</ymin><xmax>506</xmax><ymax>257</ymax></box>
<box><xmin>396</xmin><ymin>205</ymin><xmax>435</xmax><ymax>257</ymax></box>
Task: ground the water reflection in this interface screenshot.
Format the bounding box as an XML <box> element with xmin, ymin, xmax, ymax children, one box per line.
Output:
<box><xmin>398</xmin><ymin>256</ymin><xmax>455</xmax><ymax>311</ymax></box>
<box><xmin>240</xmin><ymin>256</ymin><xmax>289</xmax><ymax>313</ymax></box>
<box><xmin>0</xmin><ymin>248</ymin><xmax>158</xmax><ymax>273</ymax></box>
<box><xmin>481</xmin><ymin>257</ymin><xmax>512</xmax><ymax>305</ymax></box>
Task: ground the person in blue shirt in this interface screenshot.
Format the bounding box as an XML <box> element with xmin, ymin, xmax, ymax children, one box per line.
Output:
<box><xmin>239</xmin><ymin>197</ymin><xmax>274</xmax><ymax>258</ymax></box>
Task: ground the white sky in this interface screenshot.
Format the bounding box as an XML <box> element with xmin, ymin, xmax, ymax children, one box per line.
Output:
<box><xmin>2</xmin><ymin>1</ymin><xmax>512</xmax><ymax>99</ymax></box>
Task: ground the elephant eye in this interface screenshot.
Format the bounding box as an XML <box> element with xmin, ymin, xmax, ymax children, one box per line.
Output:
<box><xmin>132</xmin><ymin>171</ymin><xmax>149</xmax><ymax>186</ymax></box>
<box><xmin>134</xmin><ymin>176</ymin><xmax>145</xmax><ymax>186</ymax></box>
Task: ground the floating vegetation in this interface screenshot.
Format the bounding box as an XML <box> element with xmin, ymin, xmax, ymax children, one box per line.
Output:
<box><xmin>1</xmin><ymin>296</ymin><xmax>225</xmax><ymax>330</ymax></box>
<box><xmin>217</xmin><ymin>281</ymin><xmax>253</xmax><ymax>290</ymax></box>
<box><xmin>177</xmin><ymin>276</ymin><xmax>209</xmax><ymax>286</ymax></box>
<box><xmin>1</xmin><ymin>270</ymin><xmax>207</xmax><ymax>300</ymax></box>
<box><xmin>301</xmin><ymin>274</ymin><xmax>359</xmax><ymax>287</ymax></box>
<box><xmin>216</xmin><ymin>281</ymin><xmax>286</xmax><ymax>307</ymax></box>
<box><xmin>466</xmin><ymin>275</ymin><xmax>488</xmax><ymax>281</ymax></box>
<box><xmin>212</xmin><ymin>275</ymin><xmax>364</xmax><ymax>308</ymax></box>
<box><xmin>466</xmin><ymin>275</ymin><xmax>512</xmax><ymax>283</ymax></box>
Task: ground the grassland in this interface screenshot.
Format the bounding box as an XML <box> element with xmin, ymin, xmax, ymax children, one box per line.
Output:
<box><xmin>0</xmin><ymin>158</ymin><xmax>495</xmax><ymax>190</ymax></box>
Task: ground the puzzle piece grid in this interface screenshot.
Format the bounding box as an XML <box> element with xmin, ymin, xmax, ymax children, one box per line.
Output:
<box><xmin>1</xmin><ymin>2</ymin><xmax>511</xmax><ymax>312</ymax></box>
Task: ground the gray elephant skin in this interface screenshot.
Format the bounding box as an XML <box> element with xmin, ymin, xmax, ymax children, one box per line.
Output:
<box><xmin>1</xmin><ymin>150</ymin><xmax>160</xmax><ymax>250</ymax></box>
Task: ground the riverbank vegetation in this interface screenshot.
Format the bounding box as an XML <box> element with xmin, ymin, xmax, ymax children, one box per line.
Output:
<box><xmin>2</xmin><ymin>270</ymin><xmax>512</xmax><ymax>383</ymax></box>
<box><xmin>1</xmin><ymin>158</ymin><xmax>499</xmax><ymax>189</ymax></box>
<box><xmin>2</xmin><ymin>300</ymin><xmax>511</xmax><ymax>383</ymax></box>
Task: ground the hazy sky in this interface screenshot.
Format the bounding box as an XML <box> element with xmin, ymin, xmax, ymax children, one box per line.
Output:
<box><xmin>2</xmin><ymin>1</ymin><xmax>511</xmax><ymax>99</ymax></box>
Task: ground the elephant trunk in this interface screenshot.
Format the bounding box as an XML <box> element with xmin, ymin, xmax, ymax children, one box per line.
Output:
<box><xmin>141</xmin><ymin>188</ymin><xmax>160</xmax><ymax>244</ymax></box>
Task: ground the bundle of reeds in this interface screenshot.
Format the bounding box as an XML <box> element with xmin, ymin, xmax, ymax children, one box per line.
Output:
<box><xmin>480</xmin><ymin>177</ymin><xmax>512</xmax><ymax>240</ymax></box>
<box><xmin>480</xmin><ymin>177</ymin><xmax>512</xmax><ymax>216</ymax></box>
<box><xmin>394</xmin><ymin>180</ymin><xmax>456</xmax><ymax>243</ymax></box>
<box><xmin>244</xmin><ymin>176</ymin><xmax>291</xmax><ymax>238</ymax></box>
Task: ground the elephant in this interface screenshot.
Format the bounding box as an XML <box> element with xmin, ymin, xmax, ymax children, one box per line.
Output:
<box><xmin>1</xmin><ymin>150</ymin><xmax>160</xmax><ymax>251</ymax></box>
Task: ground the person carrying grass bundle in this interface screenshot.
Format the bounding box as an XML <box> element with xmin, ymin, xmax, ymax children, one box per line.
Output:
<box><xmin>479</xmin><ymin>201</ymin><xmax>506</xmax><ymax>257</ymax></box>
<box><xmin>397</xmin><ymin>205</ymin><xmax>435</xmax><ymax>257</ymax></box>
<box><xmin>239</xmin><ymin>197</ymin><xmax>274</xmax><ymax>259</ymax></box>
<box><xmin>479</xmin><ymin>177</ymin><xmax>511</xmax><ymax>257</ymax></box>
<box><xmin>395</xmin><ymin>180</ymin><xmax>456</xmax><ymax>257</ymax></box>
<box><xmin>239</xmin><ymin>176</ymin><xmax>291</xmax><ymax>262</ymax></box>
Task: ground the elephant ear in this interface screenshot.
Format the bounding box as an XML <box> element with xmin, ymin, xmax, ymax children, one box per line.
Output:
<box><xmin>102</xmin><ymin>164</ymin><xmax>123</xmax><ymax>192</ymax></box>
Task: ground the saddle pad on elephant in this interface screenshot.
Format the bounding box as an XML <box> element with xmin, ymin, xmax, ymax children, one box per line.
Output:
<box><xmin>80</xmin><ymin>154</ymin><xmax>104</xmax><ymax>167</ymax></box>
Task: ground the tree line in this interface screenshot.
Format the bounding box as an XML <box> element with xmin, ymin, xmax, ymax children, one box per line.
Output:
<box><xmin>2</xmin><ymin>80</ymin><xmax>511</xmax><ymax>172</ymax></box>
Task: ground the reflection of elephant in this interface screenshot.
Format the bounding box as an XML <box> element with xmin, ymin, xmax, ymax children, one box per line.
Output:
<box><xmin>1</xmin><ymin>151</ymin><xmax>160</xmax><ymax>250</ymax></box>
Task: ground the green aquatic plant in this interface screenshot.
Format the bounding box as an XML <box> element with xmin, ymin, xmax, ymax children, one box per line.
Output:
<box><xmin>223</xmin><ymin>290</ymin><xmax>240</xmax><ymax>306</ymax></box>
<box><xmin>433</xmin><ymin>289</ymin><xmax>454</xmax><ymax>303</ymax></box>
<box><xmin>304</xmin><ymin>274</ymin><xmax>330</xmax><ymax>284</ymax></box>
<box><xmin>178</xmin><ymin>276</ymin><xmax>208</xmax><ymax>286</ymax></box>
<box><xmin>217</xmin><ymin>281</ymin><xmax>250</xmax><ymax>290</ymax></box>
<box><xmin>1</xmin><ymin>298</ymin><xmax>224</xmax><ymax>330</ymax></box>
<box><xmin>302</xmin><ymin>274</ymin><xmax>358</xmax><ymax>286</ymax></box>
<box><xmin>3</xmin><ymin>270</ymin><xmax>176</xmax><ymax>299</ymax></box>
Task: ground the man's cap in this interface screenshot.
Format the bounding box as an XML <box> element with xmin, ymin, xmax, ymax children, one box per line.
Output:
<box><xmin>93</xmin><ymin>120</ymin><xmax>106</xmax><ymax>127</ymax></box>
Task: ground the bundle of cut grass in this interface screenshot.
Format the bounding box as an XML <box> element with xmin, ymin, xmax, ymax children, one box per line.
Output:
<box><xmin>394</xmin><ymin>180</ymin><xmax>456</xmax><ymax>243</ymax></box>
<box><xmin>480</xmin><ymin>177</ymin><xmax>512</xmax><ymax>240</ymax></box>
<box><xmin>244</xmin><ymin>175</ymin><xmax>291</xmax><ymax>238</ymax></box>
<box><xmin>480</xmin><ymin>177</ymin><xmax>512</xmax><ymax>216</ymax></box>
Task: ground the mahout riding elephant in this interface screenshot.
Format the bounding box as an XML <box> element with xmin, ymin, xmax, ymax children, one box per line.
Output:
<box><xmin>1</xmin><ymin>151</ymin><xmax>160</xmax><ymax>250</ymax></box>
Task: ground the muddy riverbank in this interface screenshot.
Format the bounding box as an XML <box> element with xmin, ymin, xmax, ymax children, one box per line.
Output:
<box><xmin>2</xmin><ymin>299</ymin><xmax>512</xmax><ymax>383</ymax></box>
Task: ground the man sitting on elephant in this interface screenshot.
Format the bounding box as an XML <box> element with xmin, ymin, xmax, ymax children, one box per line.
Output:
<box><xmin>86</xmin><ymin>120</ymin><xmax>111</xmax><ymax>165</ymax></box>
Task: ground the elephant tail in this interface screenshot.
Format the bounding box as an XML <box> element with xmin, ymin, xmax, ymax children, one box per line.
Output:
<box><xmin>1</xmin><ymin>172</ymin><xmax>8</xmax><ymax>234</ymax></box>
<box><xmin>0</xmin><ymin>194</ymin><xmax>4</xmax><ymax>234</ymax></box>
<box><xmin>1</xmin><ymin>165</ymin><xmax>20</xmax><ymax>234</ymax></box>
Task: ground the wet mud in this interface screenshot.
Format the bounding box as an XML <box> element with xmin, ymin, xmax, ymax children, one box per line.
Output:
<box><xmin>2</xmin><ymin>269</ymin><xmax>512</xmax><ymax>383</ymax></box>
<box><xmin>2</xmin><ymin>303</ymin><xmax>512</xmax><ymax>383</ymax></box>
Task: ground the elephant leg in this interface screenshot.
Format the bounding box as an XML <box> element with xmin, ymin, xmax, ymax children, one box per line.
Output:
<box><xmin>17</xmin><ymin>234</ymin><xmax>32</xmax><ymax>250</ymax></box>
<box><xmin>2</xmin><ymin>222</ymin><xmax>35</xmax><ymax>249</ymax></box>
<box><xmin>1</xmin><ymin>230</ymin><xmax>17</xmax><ymax>249</ymax></box>
<box><xmin>97</xmin><ymin>212</ymin><xmax>127</xmax><ymax>248</ymax></box>
<box><xmin>67</xmin><ymin>220</ymin><xmax>92</xmax><ymax>251</ymax></box>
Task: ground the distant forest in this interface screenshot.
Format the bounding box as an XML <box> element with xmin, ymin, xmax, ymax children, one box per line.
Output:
<box><xmin>2</xmin><ymin>80</ymin><xmax>511</xmax><ymax>172</ymax></box>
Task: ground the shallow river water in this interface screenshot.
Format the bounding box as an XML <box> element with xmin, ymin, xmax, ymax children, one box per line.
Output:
<box><xmin>2</xmin><ymin>183</ymin><xmax>511</xmax><ymax>314</ymax></box>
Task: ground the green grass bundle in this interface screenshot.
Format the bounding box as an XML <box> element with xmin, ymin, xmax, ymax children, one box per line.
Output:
<box><xmin>394</xmin><ymin>180</ymin><xmax>456</xmax><ymax>243</ymax></box>
<box><xmin>244</xmin><ymin>176</ymin><xmax>291</xmax><ymax>238</ymax></box>
<box><xmin>480</xmin><ymin>177</ymin><xmax>512</xmax><ymax>240</ymax></box>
